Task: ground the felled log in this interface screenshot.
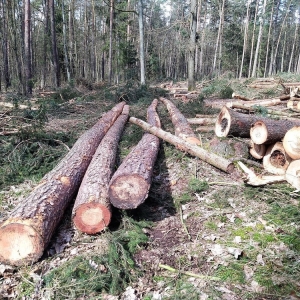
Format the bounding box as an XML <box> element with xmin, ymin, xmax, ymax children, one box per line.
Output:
<box><xmin>279</xmin><ymin>95</ymin><xmax>290</xmax><ymax>100</ymax></box>
<box><xmin>238</xmin><ymin>161</ymin><xmax>285</xmax><ymax>186</ymax></box>
<box><xmin>109</xmin><ymin>100</ymin><xmax>161</xmax><ymax>209</ymax></box>
<box><xmin>0</xmin><ymin>102</ymin><xmax>125</xmax><ymax>266</ymax></box>
<box><xmin>263</xmin><ymin>142</ymin><xmax>292</xmax><ymax>175</ymax></box>
<box><xmin>187</xmin><ymin>117</ymin><xmax>216</xmax><ymax>125</ymax></box>
<box><xmin>248</xmin><ymin>84</ymin><xmax>278</xmax><ymax>89</ymax></box>
<box><xmin>228</xmin><ymin>98</ymin><xmax>283</xmax><ymax>108</ymax></box>
<box><xmin>0</xmin><ymin>101</ymin><xmax>38</xmax><ymax>110</ymax></box>
<box><xmin>129</xmin><ymin>117</ymin><xmax>234</xmax><ymax>174</ymax></box>
<box><xmin>232</xmin><ymin>93</ymin><xmax>252</xmax><ymax>101</ymax></box>
<box><xmin>72</xmin><ymin>106</ymin><xmax>129</xmax><ymax>233</ymax></box>
<box><xmin>287</xmin><ymin>99</ymin><xmax>300</xmax><ymax>111</ymax></box>
<box><xmin>160</xmin><ymin>97</ymin><xmax>200</xmax><ymax>145</ymax></box>
<box><xmin>249</xmin><ymin>140</ymin><xmax>266</xmax><ymax>159</ymax></box>
<box><xmin>285</xmin><ymin>160</ymin><xmax>300</xmax><ymax>190</ymax></box>
<box><xmin>195</xmin><ymin>126</ymin><xmax>214</xmax><ymax>132</ymax></box>
<box><xmin>283</xmin><ymin>126</ymin><xmax>300</xmax><ymax>159</ymax></box>
<box><xmin>215</xmin><ymin>106</ymin><xmax>268</xmax><ymax>138</ymax></box>
<box><xmin>250</xmin><ymin>119</ymin><xmax>300</xmax><ymax>145</ymax></box>
<box><xmin>196</xmin><ymin>114</ymin><xmax>217</xmax><ymax>118</ymax></box>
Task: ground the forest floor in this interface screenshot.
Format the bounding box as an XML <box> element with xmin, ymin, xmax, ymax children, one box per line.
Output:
<box><xmin>0</xmin><ymin>75</ymin><xmax>300</xmax><ymax>300</ymax></box>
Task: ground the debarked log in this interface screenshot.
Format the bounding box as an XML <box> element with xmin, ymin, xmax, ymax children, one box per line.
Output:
<box><xmin>215</xmin><ymin>106</ymin><xmax>269</xmax><ymax>138</ymax></box>
<box><xmin>250</xmin><ymin>119</ymin><xmax>300</xmax><ymax>145</ymax></box>
<box><xmin>109</xmin><ymin>99</ymin><xmax>161</xmax><ymax>209</ymax></box>
<box><xmin>129</xmin><ymin>117</ymin><xmax>234</xmax><ymax>174</ymax></box>
<box><xmin>0</xmin><ymin>102</ymin><xmax>125</xmax><ymax>266</ymax></box>
<box><xmin>160</xmin><ymin>97</ymin><xmax>200</xmax><ymax>145</ymax></box>
<box><xmin>72</xmin><ymin>105</ymin><xmax>129</xmax><ymax>233</ymax></box>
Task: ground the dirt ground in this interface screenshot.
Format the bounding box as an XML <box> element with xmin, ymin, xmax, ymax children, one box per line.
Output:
<box><xmin>0</xmin><ymin>80</ymin><xmax>300</xmax><ymax>299</ymax></box>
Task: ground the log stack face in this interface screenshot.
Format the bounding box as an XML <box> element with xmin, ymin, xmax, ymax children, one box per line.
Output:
<box><xmin>109</xmin><ymin>99</ymin><xmax>161</xmax><ymax>209</ymax></box>
<box><xmin>72</xmin><ymin>105</ymin><xmax>130</xmax><ymax>233</ymax></box>
<box><xmin>0</xmin><ymin>102</ymin><xmax>125</xmax><ymax>266</ymax></box>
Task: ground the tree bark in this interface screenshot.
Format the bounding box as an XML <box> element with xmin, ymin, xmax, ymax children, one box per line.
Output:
<box><xmin>263</xmin><ymin>142</ymin><xmax>292</xmax><ymax>175</ymax></box>
<box><xmin>73</xmin><ymin>105</ymin><xmax>129</xmax><ymax>233</ymax></box>
<box><xmin>138</xmin><ymin>0</ymin><xmax>145</xmax><ymax>85</ymax></box>
<box><xmin>215</xmin><ymin>106</ymin><xmax>269</xmax><ymax>138</ymax></box>
<box><xmin>160</xmin><ymin>97</ymin><xmax>200</xmax><ymax>145</ymax></box>
<box><xmin>250</xmin><ymin>119</ymin><xmax>300</xmax><ymax>145</ymax></box>
<box><xmin>0</xmin><ymin>102</ymin><xmax>125</xmax><ymax>266</ymax></box>
<box><xmin>109</xmin><ymin>99</ymin><xmax>161</xmax><ymax>209</ymax></box>
<box><xmin>129</xmin><ymin>117</ymin><xmax>234</xmax><ymax>174</ymax></box>
<box><xmin>283</xmin><ymin>126</ymin><xmax>300</xmax><ymax>160</ymax></box>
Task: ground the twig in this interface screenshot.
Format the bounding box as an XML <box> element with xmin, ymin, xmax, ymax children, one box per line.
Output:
<box><xmin>179</xmin><ymin>206</ymin><xmax>191</xmax><ymax>241</ymax></box>
<box><xmin>159</xmin><ymin>264</ymin><xmax>220</xmax><ymax>281</ymax></box>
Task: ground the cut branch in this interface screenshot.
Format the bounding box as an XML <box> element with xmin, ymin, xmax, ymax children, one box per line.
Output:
<box><xmin>0</xmin><ymin>102</ymin><xmax>125</xmax><ymax>266</ymax></box>
<box><xmin>72</xmin><ymin>106</ymin><xmax>129</xmax><ymax>233</ymax></box>
<box><xmin>109</xmin><ymin>99</ymin><xmax>161</xmax><ymax>209</ymax></box>
<box><xmin>129</xmin><ymin>117</ymin><xmax>234</xmax><ymax>174</ymax></box>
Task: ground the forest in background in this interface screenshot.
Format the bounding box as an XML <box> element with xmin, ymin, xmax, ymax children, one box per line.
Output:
<box><xmin>0</xmin><ymin>0</ymin><xmax>300</xmax><ymax>95</ymax></box>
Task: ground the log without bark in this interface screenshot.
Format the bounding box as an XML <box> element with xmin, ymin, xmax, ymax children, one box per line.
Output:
<box><xmin>0</xmin><ymin>102</ymin><xmax>125</xmax><ymax>266</ymax></box>
<box><xmin>187</xmin><ymin>117</ymin><xmax>216</xmax><ymax>125</ymax></box>
<box><xmin>160</xmin><ymin>97</ymin><xmax>200</xmax><ymax>145</ymax></box>
<box><xmin>72</xmin><ymin>106</ymin><xmax>129</xmax><ymax>233</ymax></box>
<box><xmin>129</xmin><ymin>117</ymin><xmax>234</xmax><ymax>173</ymax></box>
<box><xmin>232</xmin><ymin>93</ymin><xmax>252</xmax><ymax>101</ymax></box>
<box><xmin>195</xmin><ymin>126</ymin><xmax>214</xmax><ymax>132</ymax></box>
<box><xmin>285</xmin><ymin>160</ymin><xmax>300</xmax><ymax>190</ymax></box>
<box><xmin>109</xmin><ymin>100</ymin><xmax>161</xmax><ymax>209</ymax></box>
<box><xmin>215</xmin><ymin>106</ymin><xmax>269</xmax><ymax>138</ymax></box>
<box><xmin>250</xmin><ymin>119</ymin><xmax>300</xmax><ymax>145</ymax></box>
<box><xmin>249</xmin><ymin>140</ymin><xmax>266</xmax><ymax>159</ymax></box>
<box><xmin>283</xmin><ymin>126</ymin><xmax>300</xmax><ymax>159</ymax></box>
<box><xmin>263</xmin><ymin>142</ymin><xmax>292</xmax><ymax>175</ymax></box>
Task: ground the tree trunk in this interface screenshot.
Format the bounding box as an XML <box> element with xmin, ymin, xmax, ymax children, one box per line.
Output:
<box><xmin>285</xmin><ymin>160</ymin><xmax>300</xmax><ymax>190</ymax></box>
<box><xmin>138</xmin><ymin>0</ymin><xmax>145</xmax><ymax>85</ymax></box>
<box><xmin>72</xmin><ymin>105</ymin><xmax>129</xmax><ymax>233</ymax></box>
<box><xmin>24</xmin><ymin>0</ymin><xmax>32</xmax><ymax>95</ymax></box>
<box><xmin>0</xmin><ymin>102</ymin><xmax>125</xmax><ymax>266</ymax></box>
<box><xmin>109</xmin><ymin>99</ymin><xmax>161</xmax><ymax>209</ymax></box>
<box><xmin>249</xmin><ymin>140</ymin><xmax>266</xmax><ymax>159</ymax></box>
<box><xmin>188</xmin><ymin>0</ymin><xmax>197</xmax><ymax>91</ymax></box>
<box><xmin>283</xmin><ymin>126</ymin><xmax>300</xmax><ymax>160</ymax></box>
<box><xmin>129</xmin><ymin>117</ymin><xmax>234</xmax><ymax>174</ymax></box>
<box><xmin>215</xmin><ymin>106</ymin><xmax>269</xmax><ymax>138</ymax></box>
<box><xmin>263</xmin><ymin>142</ymin><xmax>292</xmax><ymax>175</ymax></box>
<box><xmin>108</xmin><ymin>0</ymin><xmax>114</xmax><ymax>83</ymax></box>
<box><xmin>49</xmin><ymin>0</ymin><xmax>60</xmax><ymax>87</ymax></box>
<box><xmin>1</xmin><ymin>0</ymin><xmax>10</xmax><ymax>90</ymax></box>
<box><xmin>160</xmin><ymin>97</ymin><xmax>200</xmax><ymax>145</ymax></box>
<box><xmin>187</xmin><ymin>117</ymin><xmax>216</xmax><ymax>125</ymax></box>
<box><xmin>61</xmin><ymin>0</ymin><xmax>70</xmax><ymax>82</ymax></box>
<box><xmin>250</xmin><ymin>119</ymin><xmax>300</xmax><ymax>145</ymax></box>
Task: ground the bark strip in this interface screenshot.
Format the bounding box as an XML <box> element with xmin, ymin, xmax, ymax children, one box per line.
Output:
<box><xmin>0</xmin><ymin>102</ymin><xmax>125</xmax><ymax>266</ymax></box>
<box><xmin>160</xmin><ymin>97</ymin><xmax>200</xmax><ymax>145</ymax></box>
<box><xmin>109</xmin><ymin>99</ymin><xmax>161</xmax><ymax>209</ymax></box>
<box><xmin>129</xmin><ymin>117</ymin><xmax>234</xmax><ymax>174</ymax></box>
<box><xmin>72</xmin><ymin>105</ymin><xmax>129</xmax><ymax>233</ymax></box>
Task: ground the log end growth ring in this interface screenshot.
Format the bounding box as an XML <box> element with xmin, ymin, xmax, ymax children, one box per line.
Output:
<box><xmin>283</xmin><ymin>127</ymin><xmax>300</xmax><ymax>160</ymax></box>
<box><xmin>73</xmin><ymin>202</ymin><xmax>111</xmax><ymax>234</ymax></box>
<box><xmin>250</xmin><ymin>121</ymin><xmax>268</xmax><ymax>144</ymax></box>
<box><xmin>0</xmin><ymin>223</ymin><xmax>43</xmax><ymax>266</ymax></box>
<box><xmin>109</xmin><ymin>174</ymin><xmax>149</xmax><ymax>209</ymax></box>
<box><xmin>215</xmin><ymin>107</ymin><xmax>230</xmax><ymax>137</ymax></box>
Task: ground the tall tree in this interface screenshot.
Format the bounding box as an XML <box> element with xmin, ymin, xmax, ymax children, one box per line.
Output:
<box><xmin>188</xmin><ymin>0</ymin><xmax>197</xmax><ymax>90</ymax></box>
<box><xmin>138</xmin><ymin>0</ymin><xmax>145</xmax><ymax>85</ymax></box>
<box><xmin>24</xmin><ymin>0</ymin><xmax>32</xmax><ymax>94</ymax></box>
<box><xmin>1</xmin><ymin>0</ymin><xmax>10</xmax><ymax>90</ymax></box>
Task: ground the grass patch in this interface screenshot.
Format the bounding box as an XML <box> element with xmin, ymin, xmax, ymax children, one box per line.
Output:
<box><xmin>214</xmin><ymin>263</ymin><xmax>245</xmax><ymax>283</ymax></box>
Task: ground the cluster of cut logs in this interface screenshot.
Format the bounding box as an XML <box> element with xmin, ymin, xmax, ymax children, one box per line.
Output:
<box><xmin>0</xmin><ymin>97</ymin><xmax>235</xmax><ymax>266</ymax></box>
<box><xmin>215</xmin><ymin>105</ymin><xmax>300</xmax><ymax>189</ymax></box>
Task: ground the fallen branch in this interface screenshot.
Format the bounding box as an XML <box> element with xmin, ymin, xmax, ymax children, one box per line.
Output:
<box><xmin>237</xmin><ymin>161</ymin><xmax>285</xmax><ymax>186</ymax></box>
<box><xmin>129</xmin><ymin>117</ymin><xmax>234</xmax><ymax>173</ymax></box>
<box><xmin>187</xmin><ymin>117</ymin><xmax>216</xmax><ymax>125</ymax></box>
<box><xmin>159</xmin><ymin>264</ymin><xmax>220</xmax><ymax>281</ymax></box>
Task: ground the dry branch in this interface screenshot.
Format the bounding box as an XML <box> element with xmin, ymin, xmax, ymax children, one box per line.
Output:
<box><xmin>109</xmin><ymin>100</ymin><xmax>161</xmax><ymax>209</ymax></box>
<box><xmin>0</xmin><ymin>102</ymin><xmax>125</xmax><ymax>266</ymax></box>
<box><xmin>160</xmin><ymin>97</ymin><xmax>200</xmax><ymax>145</ymax></box>
<box><xmin>129</xmin><ymin>117</ymin><xmax>234</xmax><ymax>174</ymax></box>
<box><xmin>72</xmin><ymin>106</ymin><xmax>129</xmax><ymax>233</ymax></box>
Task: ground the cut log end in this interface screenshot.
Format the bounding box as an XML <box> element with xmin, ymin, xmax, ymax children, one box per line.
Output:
<box><xmin>283</xmin><ymin>126</ymin><xmax>300</xmax><ymax>160</ymax></box>
<box><xmin>215</xmin><ymin>107</ymin><xmax>230</xmax><ymax>137</ymax></box>
<box><xmin>0</xmin><ymin>223</ymin><xmax>43</xmax><ymax>266</ymax></box>
<box><xmin>249</xmin><ymin>141</ymin><xmax>266</xmax><ymax>159</ymax></box>
<box><xmin>250</xmin><ymin>121</ymin><xmax>268</xmax><ymax>144</ymax></box>
<box><xmin>286</xmin><ymin>160</ymin><xmax>300</xmax><ymax>190</ymax></box>
<box><xmin>109</xmin><ymin>174</ymin><xmax>149</xmax><ymax>209</ymax></box>
<box><xmin>73</xmin><ymin>202</ymin><xmax>111</xmax><ymax>234</ymax></box>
